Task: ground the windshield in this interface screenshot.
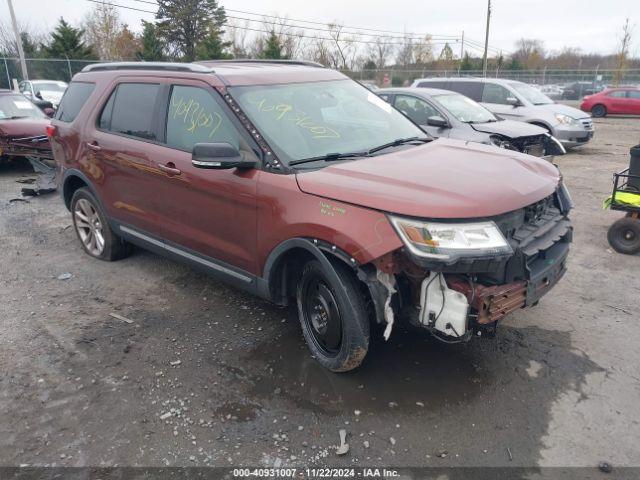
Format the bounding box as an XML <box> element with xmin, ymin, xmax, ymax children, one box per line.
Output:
<box><xmin>229</xmin><ymin>80</ymin><xmax>427</xmax><ymax>164</ymax></box>
<box><xmin>434</xmin><ymin>93</ymin><xmax>497</xmax><ymax>123</ymax></box>
<box><xmin>509</xmin><ymin>83</ymin><xmax>554</xmax><ymax>105</ymax></box>
<box><xmin>33</xmin><ymin>82</ymin><xmax>67</xmax><ymax>92</ymax></box>
<box><xmin>0</xmin><ymin>95</ymin><xmax>46</xmax><ymax>120</ymax></box>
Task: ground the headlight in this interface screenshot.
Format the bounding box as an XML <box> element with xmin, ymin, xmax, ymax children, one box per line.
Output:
<box><xmin>489</xmin><ymin>135</ymin><xmax>515</xmax><ymax>150</ymax></box>
<box><xmin>389</xmin><ymin>216</ymin><xmax>513</xmax><ymax>262</ymax></box>
<box><xmin>554</xmin><ymin>113</ymin><xmax>579</xmax><ymax>125</ymax></box>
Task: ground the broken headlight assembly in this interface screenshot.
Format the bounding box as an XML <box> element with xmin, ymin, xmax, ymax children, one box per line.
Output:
<box><xmin>389</xmin><ymin>216</ymin><xmax>513</xmax><ymax>263</ymax></box>
<box><xmin>489</xmin><ymin>135</ymin><xmax>516</xmax><ymax>150</ymax></box>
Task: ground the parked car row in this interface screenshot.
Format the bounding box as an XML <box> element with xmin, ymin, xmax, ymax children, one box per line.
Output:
<box><xmin>377</xmin><ymin>87</ymin><xmax>565</xmax><ymax>157</ymax></box>
<box><xmin>411</xmin><ymin>77</ymin><xmax>594</xmax><ymax>148</ymax></box>
<box><xmin>44</xmin><ymin>61</ymin><xmax>573</xmax><ymax>372</ymax></box>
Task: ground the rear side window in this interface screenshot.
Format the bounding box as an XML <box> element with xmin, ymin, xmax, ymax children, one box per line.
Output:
<box><xmin>451</xmin><ymin>82</ymin><xmax>483</xmax><ymax>101</ymax></box>
<box><xmin>481</xmin><ymin>83</ymin><xmax>513</xmax><ymax>104</ymax></box>
<box><xmin>628</xmin><ymin>90</ymin><xmax>640</xmax><ymax>99</ymax></box>
<box><xmin>99</xmin><ymin>83</ymin><xmax>160</xmax><ymax>141</ymax></box>
<box><xmin>55</xmin><ymin>82</ymin><xmax>95</xmax><ymax>122</ymax></box>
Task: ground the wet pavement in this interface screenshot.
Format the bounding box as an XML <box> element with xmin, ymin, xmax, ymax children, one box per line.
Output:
<box><xmin>1</xmin><ymin>116</ymin><xmax>640</xmax><ymax>469</ymax></box>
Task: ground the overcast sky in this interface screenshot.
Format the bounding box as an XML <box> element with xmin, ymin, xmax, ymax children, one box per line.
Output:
<box><xmin>2</xmin><ymin>0</ymin><xmax>637</xmax><ymax>56</ymax></box>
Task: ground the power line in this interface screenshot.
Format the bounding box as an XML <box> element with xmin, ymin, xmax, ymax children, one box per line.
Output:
<box><xmin>126</xmin><ymin>0</ymin><xmax>462</xmax><ymax>40</ymax></box>
<box><xmin>85</xmin><ymin>0</ymin><xmax>461</xmax><ymax>47</ymax></box>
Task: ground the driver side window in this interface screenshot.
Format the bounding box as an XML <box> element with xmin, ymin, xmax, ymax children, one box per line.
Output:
<box><xmin>394</xmin><ymin>94</ymin><xmax>439</xmax><ymax>125</ymax></box>
<box><xmin>482</xmin><ymin>84</ymin><xmax>513</xmax><ymax>105</ymax></box>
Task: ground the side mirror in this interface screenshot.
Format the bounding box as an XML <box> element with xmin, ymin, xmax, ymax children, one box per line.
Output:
<box><xmin>35</xmin><ymin>91</ymin><xmax>43</xmax><ymax>99</ymax></box>
<box><xmin>43</xmin><ymin>107</ymin><xmax>55</xmax><ymax>118</ymax></box>
<box><xmin>191</xmin><ymin>142</ymin><xmax>255</xmax><ymax>170</ymax></box>
<box><xmin>506</xmin><ymin>96</ymin><xmax>520</xmax><ymax>107</ymax></box>
<box><xmin>426</xmin><ymin>115</ymin><xmax>449</xmax><ymax>128</ymax></box>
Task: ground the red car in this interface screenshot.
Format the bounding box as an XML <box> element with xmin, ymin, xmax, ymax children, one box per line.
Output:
<box><xmin>580</xmin><ymin>87</ymin><xmax>640</xmax><ymax>117</ymax></box>
<box><xmin>0</xmin><ymin>89</ymin><xmax>52</xmax><ymax>163</ymax></box>
<box><xmin>50</xmin><ymin>61</ymin><xmax>572</xmax><ymax>371</ymax></box>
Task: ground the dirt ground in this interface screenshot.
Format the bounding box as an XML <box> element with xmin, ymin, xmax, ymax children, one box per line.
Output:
<box><xmin>1</xmin><ymin>115</ymin><xmax>639</xmax><ymax>471</ymax></box>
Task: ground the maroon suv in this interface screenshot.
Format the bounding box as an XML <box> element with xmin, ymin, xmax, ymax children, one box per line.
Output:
<box><xmin>49</xmin><ymin>61</ymin><xmax>572</xmax><ymax>372</ymax></box>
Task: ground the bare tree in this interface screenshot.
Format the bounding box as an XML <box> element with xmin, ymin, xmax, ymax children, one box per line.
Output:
<box><xmin>326</xmin><ymin>23</ymin><xmax>355</xmax><ymax>70</ymax></box>
<box><xmin>613</xmin><ymin>18</ymin><xmax>634</xmax><ymax>86</ymax></box>
<box><xmin>512</xmin><ymin>38</ymin><xmax>546</xmax><ymax>69</ymax></box>
<box><xmin>83</xmin><ymin>2</ymin><xmax>122</xmax><ymax>60</ymax></box>
<box><xmin>0</xmin><ymin>21</ymin><xmax>46</xmax><ymax>57</ymax></box>
<box><xmin>226</xmin><ymin>19</ymin><xmax>250</xmax><ymax>58</ymax></box>
<box><xmin>367</xmin><ymin>35</ymin><xmax>394</xmax><ymax>69</ymax></box>
<box><xmin>396</xmin><ymin>33</ymin><xmax>414</xmax><ymax>68</ymax></box>
<box><xmin>413</xmin><ymin>34</ymin><xmax>434</xmax><ymax>65</ymax></box>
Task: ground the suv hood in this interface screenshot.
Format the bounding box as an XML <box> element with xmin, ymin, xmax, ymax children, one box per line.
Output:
<box><xmin>470</xmin><ymin>119</ymin><xmax>547</xmax><ymax>138</ymax></box>
<box><xmin>295</xmin><ymin>138</ymin><xmax>560</xmax><ymax>219</ymax></box>
<box><xmin>540</xmin><ymin>103</ymin><xmax>590</xmax><ymax>120</ymax></box>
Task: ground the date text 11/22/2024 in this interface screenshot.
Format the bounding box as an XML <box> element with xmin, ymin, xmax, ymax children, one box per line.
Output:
<box><xmin>232</xmin><ymin>468</ymin><xmax>400</xmax><ymax>478</ymax></box>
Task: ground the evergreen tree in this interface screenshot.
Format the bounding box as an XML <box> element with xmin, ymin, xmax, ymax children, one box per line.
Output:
<box><xmin>137</xmin><ymin>20</ymin><xmax>164</xmax><ymax>61</ymax></box>
<box><xmin>21</xmin><ymin>32</ymin><xmax>41</xmax><ymax>57</ymax></box>
<box><xmin>41</xmin><ymin>18</ymin><xmax>95</xmax><ymax>59</ymax></box>
<box><xmin>260</xmin><ymin>30</ymin><xmax>286</xmax><ymax>60</ymax></box>
<box><xmin>439</xmin><ymin>43</ymin><xmax>454</xmax><ymax>61</ymax></box>
<box><xmin>196</xmin><ymin>22</ymin><xmax>232</xmax><ymax>60</ymax></box>
<box><xmin>460</xmin><ymin>52</ymin><xmax>473</xmax><ymax>70</ymax></box>
<box><xmin>155</xmin><ymin>0</ymin><xmax>226</xmax><ymax>61</ymax></box>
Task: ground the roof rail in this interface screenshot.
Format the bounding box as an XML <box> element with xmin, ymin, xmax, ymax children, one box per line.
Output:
<box><xmin>196</xmin><ymin>59</ymin><xmax>325</xmax><ymax>68</ymax></box>
<box><xmin>81</xmin><ymin>62</ymin><xmax>215</xmax><ymax>73</ymax></box>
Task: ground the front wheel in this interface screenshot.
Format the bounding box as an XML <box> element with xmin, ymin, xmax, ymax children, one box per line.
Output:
<box><xmin>296</xmin><ymin>259</ymin><xmax>370</xmax><ymax>372</ymax></box>
<box><xmin>607</xmin><ymin>217</ymin><xmax>640</xmax><ymax>255</ymax></box>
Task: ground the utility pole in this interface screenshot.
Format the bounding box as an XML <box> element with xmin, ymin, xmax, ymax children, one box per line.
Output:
<box><xmin>482</xmin><ymin>0</ymin><xmax>491</xmax><ymax>77</ymax></box>
<box><xmin>460</xmin><ymin>30</ymin><xmax>464</xmax><ymax>60</ymax></box>
<box><xmin>7</xmin><ymin>0</ymin><xmax>28</xmax><ymax>81</ymax></box>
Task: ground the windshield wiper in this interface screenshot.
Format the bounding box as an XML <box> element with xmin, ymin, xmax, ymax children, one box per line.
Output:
<box><xmin>6</xmin><ymin>115</ymin><xmax>29</xmax><ymax>120</ymax></box>
<box><xmin>290</xmin><ymin>151</ymin><xmax>370</xmax><ymax>166</ymax></box>
<box><xmin>367</xmin><ymin>136</ymin><xmax>430</xmax><ymax>154</ymax></box>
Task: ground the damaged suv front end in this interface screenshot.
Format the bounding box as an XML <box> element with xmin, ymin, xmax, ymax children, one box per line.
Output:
<box><xmin>375</xmin><ymin>183</ymin><xmax>572</xmax><ymax>342</ymax></box>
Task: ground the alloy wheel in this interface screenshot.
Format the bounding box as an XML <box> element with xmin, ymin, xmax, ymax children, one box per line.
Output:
<box><xmin>74</xmin><ymin>198</ymin><xmax>105</xmax><ymax>256</ymax></box>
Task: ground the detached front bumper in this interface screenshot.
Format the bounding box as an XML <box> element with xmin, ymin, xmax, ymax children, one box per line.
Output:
<box><xmin>552</xmin><ymin>120</ymin><xmax>594</xmax><ymax>147</ymax></box>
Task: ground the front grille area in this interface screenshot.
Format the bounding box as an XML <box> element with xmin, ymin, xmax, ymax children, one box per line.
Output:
<box><xmin>581</xmin><ymin>118</ymin><xmax>594</xmax><ymax>130</ymax></box>
<box><xmin>480</xmin><ymin>193</ymin><xmax>573</xmax><ymax>287</ymax></box>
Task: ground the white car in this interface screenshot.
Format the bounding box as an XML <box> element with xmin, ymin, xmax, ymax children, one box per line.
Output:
<box><xmin>18</xmin><ymin>80</ymin><xmax>68</xmax><ymax>108</ymax></box>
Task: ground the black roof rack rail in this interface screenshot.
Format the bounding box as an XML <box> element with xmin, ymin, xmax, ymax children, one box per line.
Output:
<box><xmin>196</xmin><ymin>59</ymin><xmax>325</xmax><ymax>68</ymax></box>
<box><xmin>81</xmin><ymin>62</ymin><xmax>215</xmax><ymax>73</ymax></box>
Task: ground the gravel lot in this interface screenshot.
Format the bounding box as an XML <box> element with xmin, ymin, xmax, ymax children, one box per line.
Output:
<box><xmin>1</xmin><ymin>116</ymin><xmax>639</xmax><ymax>470</ymax></box>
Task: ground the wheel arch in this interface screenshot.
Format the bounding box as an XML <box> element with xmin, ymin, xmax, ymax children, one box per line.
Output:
<box><xmin>260</xmin><ymin>237</ymin><xmax>359</xmax><ymax>306</ymax></box>
<box><xmin>61</xmin><ymin>169</ymin><xmax>101</xmax><ymax>211</ymax></box>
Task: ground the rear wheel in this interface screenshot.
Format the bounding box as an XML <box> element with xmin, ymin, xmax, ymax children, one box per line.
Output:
<box><xmin>71</xmin><ymin>188</ymin><xmax>131</xmax><ymax>261</ymax></box>
<box><xmin>296</xmin><ymin>259</ymin><xmax>370</xmax><ymax>372</ymax></box>
<box><xmin>591</xmin><ymin>104</ymin><xmax>607</xmax><ymax>118</ymax></box>
<box><xmin>607</xmin><ymin>217</ymin><xmax>640</xmax><ymax>255</ymax></box>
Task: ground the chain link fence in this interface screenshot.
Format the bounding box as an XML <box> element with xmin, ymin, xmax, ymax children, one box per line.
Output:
<box><xmin>2</xmin><ymin>57</ymin><xmax>639</xmax><ymax>90</ymax></box>
<box><xmin>0</xmin><ymin>57</ymin><xmax>105</xmax><ymax>89</ymax></box>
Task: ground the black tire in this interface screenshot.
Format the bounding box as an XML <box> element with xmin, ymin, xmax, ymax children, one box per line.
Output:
<box><xmin>70</xmin><ymin>188</ymin><xmax>131</xmax><ymax>261</ymax></box>
<box><xmin>591</xmin><ymin>104</ymin><xmax>607</xmax><ymax>118</ymax></box>
<box><xmin>607</xmin><ymin>217</ymin><xmax>640</xmax><ymax>255</ymax></box>
<box><xmin>296</xmin><ymin>259</ymin><xmax>370</xmax><ymax>372</ymax></box>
